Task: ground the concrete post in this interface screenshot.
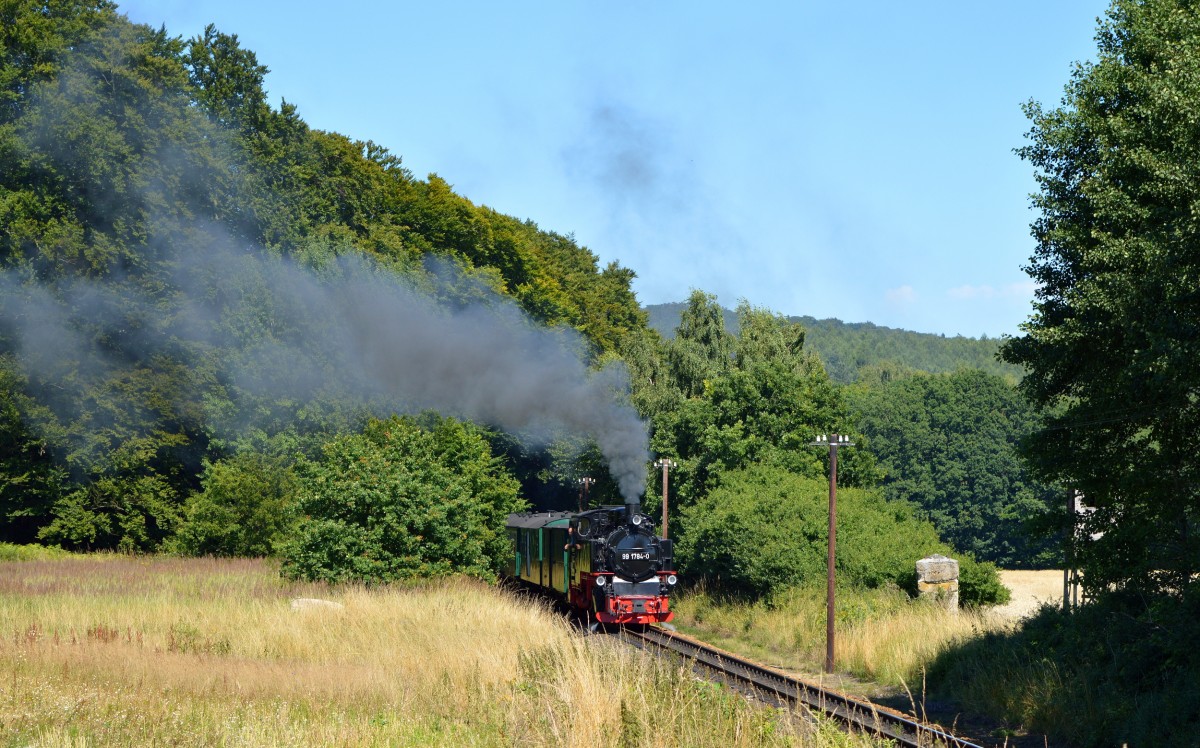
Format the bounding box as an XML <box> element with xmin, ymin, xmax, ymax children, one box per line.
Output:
<box><xmin>916</xmin><ymin>554</ymin><xmax>959</xmax><ymax>611</ymax></box>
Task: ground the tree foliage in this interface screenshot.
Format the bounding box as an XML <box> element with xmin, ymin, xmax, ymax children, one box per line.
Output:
<box><xmin>280</xmin><ymin>416</ymin><xmax>525</xmax><ymax>584</ymax></box>
<box><xmin>850</xmin><ymin>369</ymin><xmax>1059</xmax><ymax>568</ymax></box>
<box><xmin>1001</xmin><ymin>0</ymin><xmax>1200</xmax><ymax>604</ymax></box>
<box><xmin>0</xmin><ymin>363</ymin><xmax>63</xmax><ymax>543</ymax></box>
<box><xmin>0</xmin><ymin>5</ymin><xmax>645</xmax><ymax>552</ymax></box>
<box><xmin>634</xmin><ymin>293</ymin><xmax>876</xmax><ymax>512</ymax></box>
<box><xmin>632</xmin><ymin>294</ymin><xmax>1015</xmax><ymax>603</ymax></box>
<box><xmin>675</xmin><ymin>465</ymin><xmax>1008</xmax><ymax>606</ymax></box>
<box><xmin>170</xmin><ymin>453</ymin><xmax>299</xmax><ymax>557</ymax></box>
<box><xmin>645</xmin><ymin>302</ymin><xmax>1023</xmax><ymax>383</ymax></box>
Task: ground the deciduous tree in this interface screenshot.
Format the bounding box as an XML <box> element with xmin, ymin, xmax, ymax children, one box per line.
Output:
<box><xmin>281</xmin><ymin>415</ymin><xmax>525</xmax><ymax>584</ymax></box>
<box><xmin>1002</xmin><ymin>0</ymin><xmax>1200</xmax><ymax>602</ymax></box>
<box><xmin>851</xmin><ymin>370</ymin><xmax>1058</xmax><ymax>568</ymax></box>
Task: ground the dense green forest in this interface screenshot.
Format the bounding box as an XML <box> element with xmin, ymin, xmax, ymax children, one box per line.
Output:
<box><xmin>646</xmin><ymin>300</ymin><xmax>1056</xmax><ymax>570</ymax></box>
<box><xmin>646</xmin><ymin>301</ymin><xmax>1024</xmax><ymax>383</ymax></box>
<box><xmin>0</xmin><ymin>1</ymin><xmax>1037</xmax><ymax>605</ymax></box>
<box><xmin>847</xmin><ymin>369</ymin><xmax>1058</xmax><ymax>569</ymax></box>
<box><xmin>621</xmin><ymin>293</ymin><xmax>1010</xmax><ymax>603</ymax></box>
<box><xmin>0</xmin><ymin>0</ymin><xmax>646</xmax><ymax>557</ymax></box>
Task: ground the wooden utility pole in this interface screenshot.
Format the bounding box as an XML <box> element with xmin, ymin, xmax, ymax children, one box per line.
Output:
<box><xmin>810</xmin><ymin>433</ymin><xmax>854</xmax><ymax>674</ymax></box>
<box><xmin>653</xmin><ymin>458</ymin><xmax>677</xmax><ymax>538</ymax></box>
<box><xmin>577</xmin><ymin>477</ymin><xmax>594</xmax><ymax>512</ymax></box>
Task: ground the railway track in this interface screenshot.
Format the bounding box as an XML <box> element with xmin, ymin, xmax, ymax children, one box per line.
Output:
<box><xmin>619</xmin><ymin>625</ymin><xmax>984</xmax><ymax>748</ymax></box>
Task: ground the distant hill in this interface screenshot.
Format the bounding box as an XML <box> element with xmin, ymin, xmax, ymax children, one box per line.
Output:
<box><xmin>644</xmin><ymin>302</ymin><xmax>1023</xmax><ymax>383</ymax></box>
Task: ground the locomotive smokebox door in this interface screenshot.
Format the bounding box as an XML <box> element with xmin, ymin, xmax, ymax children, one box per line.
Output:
<box><xmin>605</xmin><ymin>527</ymin><xmax>658</xmax><ymax>583</ymax></box>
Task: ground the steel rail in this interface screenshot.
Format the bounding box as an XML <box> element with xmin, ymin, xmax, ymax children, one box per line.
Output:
<box><xmin>621</xmin><ymin>626</ymin><xmax>984</xmax><ymax>748</ymax></box>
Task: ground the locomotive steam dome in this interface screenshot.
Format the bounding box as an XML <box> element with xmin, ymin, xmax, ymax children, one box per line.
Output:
<box><xmin>606</xmin><ymin>526</ymin><xmax>658</xmax><ymax>583</ymax></box>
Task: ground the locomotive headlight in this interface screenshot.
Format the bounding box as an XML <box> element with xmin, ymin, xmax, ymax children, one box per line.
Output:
<box><xmin>666</xmin><ymin>574</ymin><xmax>677</xmax><ymax>586</ymax></box>
<box><xmin>594</xmin><ymin>575</ymin><xmax>606</xmax><ymax>587</ymax></box>
<box><xmin>632</xmin><ymin>515</ymin><xmax>643</xmax><ymax>526</ymax></box>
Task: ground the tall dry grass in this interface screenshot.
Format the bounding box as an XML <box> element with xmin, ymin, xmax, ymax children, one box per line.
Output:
<box><xmin>672</xmin><ymin>584</ymin><xmax>1014</xmax><ymax>692</ymax></box>
<box><xmin>0</xmin><ymin>555</ymin><xmax>886</xmax><ymax>747</ymax></box>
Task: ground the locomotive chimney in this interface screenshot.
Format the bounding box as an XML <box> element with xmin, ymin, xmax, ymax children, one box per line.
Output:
<box><xmin>626</xmin><ymin>497</ymin><xmax>642</xmax><ymax>524</ymax></box>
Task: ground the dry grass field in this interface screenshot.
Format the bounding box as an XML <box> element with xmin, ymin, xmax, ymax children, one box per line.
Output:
<box><xmin>672</xmin><ymin>571</ymin><xmax>1066</xmax><ymax>695</ymax></box>
<box><xmin>992</xmin><ymin>570</ymin><xmax>1065</xmax><ymax>620</ymax></box>
<box><xmin>0</xmin><ymin>553</ymin><xmax>887</xmax><ymax>748</ymax></box>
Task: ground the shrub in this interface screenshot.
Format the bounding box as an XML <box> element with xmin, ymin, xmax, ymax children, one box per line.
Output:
<box><xmin>280</xmin><ymin>414</ymin><xmax>525</xmax><ymax>584</ymax></box>
<box><xmin>956</xmin><ymin>554</ymin><xmax>1011</xmax><ymax>606</ymax></box>
<box><xmin>39</xmin><ymin>475</ymin><xmax>180</xmax><ymax>552</ymax></box>
<box><xmin>170</xmin><ymin>452</ymin><xmax>299</xmax><ymax>557</ymax></box>
<box><xmin>676</xmin><ymin>464</ymin><xmax>1007</xmax><ymax>606</ymax></box>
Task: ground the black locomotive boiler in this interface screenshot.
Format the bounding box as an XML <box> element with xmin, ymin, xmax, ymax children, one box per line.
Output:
<box><xmin>506</xmin><ymin>501</ymin><xmax>677</xmax><ymax>625</ymax></box>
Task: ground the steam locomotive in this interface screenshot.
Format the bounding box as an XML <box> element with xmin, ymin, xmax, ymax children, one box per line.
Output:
<box><xmin>505</xmin><ymin>501</ymin><xmax>677</xmax><ymax>625</ymax></box>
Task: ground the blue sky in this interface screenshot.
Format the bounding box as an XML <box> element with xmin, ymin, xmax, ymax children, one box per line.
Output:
<box><xmin>121</xmin><ymin>1</ymin><xmax>1110</xmax><ymax>338</ymax></box>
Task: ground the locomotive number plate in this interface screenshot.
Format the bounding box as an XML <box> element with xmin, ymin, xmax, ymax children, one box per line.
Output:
<box><xmin>622</xmin><ymin>552</ymin><xmax>651</xmax><ymax>560</ymax></box>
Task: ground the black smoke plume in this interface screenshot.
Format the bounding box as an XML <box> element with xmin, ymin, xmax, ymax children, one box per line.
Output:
<box><xmin>1</xmin><ymin>248</ymin><xmax>650</xmax><ymax>501</ymax></box>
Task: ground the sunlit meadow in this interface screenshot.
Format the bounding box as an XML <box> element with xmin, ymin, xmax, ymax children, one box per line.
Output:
<box><xmin>671</xmin><ymin>584</ymin><xmax>1015</xmax><ymax>694</ymax></box>
<box><xmin>0</xmin><ymin>552</ymin><xmax>887</xmax><ymax>747</ymax></box>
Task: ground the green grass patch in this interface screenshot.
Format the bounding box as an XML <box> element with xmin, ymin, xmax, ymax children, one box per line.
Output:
<box><xmin>0</xmin><ymin>543</ymin><xmax>73</xmax><ymax>562</ymax></box>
